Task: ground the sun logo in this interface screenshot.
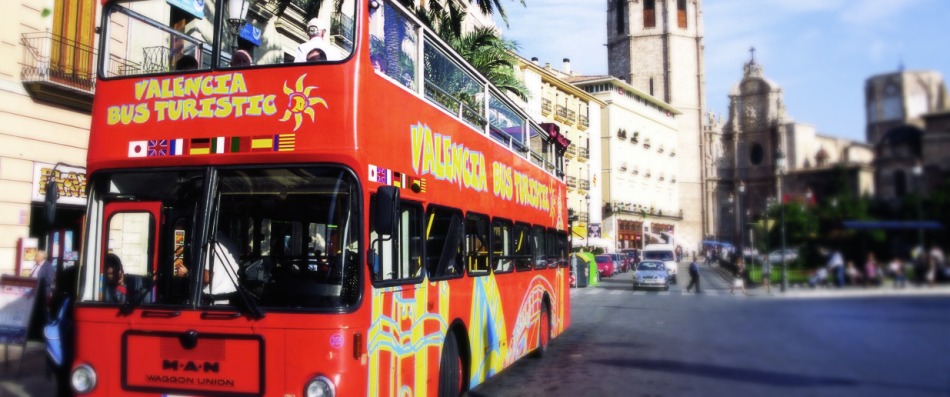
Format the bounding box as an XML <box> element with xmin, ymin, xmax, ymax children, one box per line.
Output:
<box><xmin>279</xmin><ymin>73</ymin><xmax>328</xmax><ymax>131</ymax></box>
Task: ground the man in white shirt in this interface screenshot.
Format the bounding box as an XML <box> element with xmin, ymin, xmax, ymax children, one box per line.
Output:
<box><xmin>203</xmin><ymin>234</ymin><xmax>240</xmax><ymax>303</ymax></box>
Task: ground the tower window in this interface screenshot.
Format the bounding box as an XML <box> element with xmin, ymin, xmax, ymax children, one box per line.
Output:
<box><xmin>615</xmin><ymin>0</ymin><xmax>625</xmax><ymax>34</ymax></box>
<box><xmin>644</xmin><ymin>0</ymin><xmax>656</xmax><ymax>28</ymax></box>
<box><xmin>649</xmin><ymin>78</ymin><xmax>654</xmax><ymax>96</ymax></box>
<box><xmin>677</xmin><ymin>0</ymin><xmax>687</xmax><ymax>28</ymax></box>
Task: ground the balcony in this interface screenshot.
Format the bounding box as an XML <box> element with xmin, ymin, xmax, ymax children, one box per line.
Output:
<box><xmin>579</xmin><ymin>212</ymin><xmax>589</xmax><ymax>223</ymax></box>
<box><xmin>565</xmin><ymin>144</ymin><xmax>576</xmax><ymax>159</ymax></box>
<box><xmin>566</xmin><ymin>176</ymin><xmax>578</xmax><ymax>189</ymax></box>
<box><xmin>579</xmin><ymin>179</ymin><xmax>590</xmax><ymax>191</ymax></box>
<box><xmin>555</xmin><ymin>105</ymin><xmax>576</xmax><ymax>124</ymax></box>
<box><xmin>541</xmin><ymin>98</ymin><xmax>552</xmax><ymax>115</ymax></box>
<box><xmin>20</xmin><ymin>32</ymin><xmax>96</xmax><ymax>111</ymax></box>
<box><xmin>578</xmin><ymin>114</ymin><xmax>589</xmax><ymax>131</ymax></box>
<box><xmin>578</xmin><ymin>147</ymin><xmax>589</xmax><ymax>162</ymax></box>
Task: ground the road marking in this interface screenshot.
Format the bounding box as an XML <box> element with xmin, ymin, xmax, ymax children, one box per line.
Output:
<box><xmin>633</xmin><ymin>291</ymin><xmax>646</xmax><ymax>296</ymax></box>
<box><xmin>588</xmin><ymin>289</ymin><xmax>605</xmax><ymax>295</ymax></box>
<box><xmin>610</xmin><ymin>290</ymin><xmax>623</xmax><ymax>295</ymax></box>
<box><xmin>658</xmin><ymin>291</ymin><xmax>671</xmax><ymax>296</ymax></box>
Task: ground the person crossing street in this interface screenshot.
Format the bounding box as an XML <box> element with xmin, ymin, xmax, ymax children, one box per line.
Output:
<box><xmin>686</xmin><ymin>259</ymin><xmax>701</xmax><ymax>294</ymax></box>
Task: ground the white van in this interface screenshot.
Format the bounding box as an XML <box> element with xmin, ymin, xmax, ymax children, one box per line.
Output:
<box><xmin>642</xmin><ymin>244</ymin><xmax>678</xmax><ymax>283</ymax></box>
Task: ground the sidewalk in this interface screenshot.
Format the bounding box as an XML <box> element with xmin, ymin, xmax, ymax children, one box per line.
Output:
<box><xmin>0</xmin><ymin>340</ymin><xmax>58</xmax><ymax>396</ymax></box>
<box><xmin>708</xmin><ymin>262</ymin><xmax>950</xmax><ymax>298</ymax></box>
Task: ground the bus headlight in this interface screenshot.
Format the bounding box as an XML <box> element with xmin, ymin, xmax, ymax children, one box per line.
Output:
<box><xmin>304</xmin><ymin>375</ymin><xmax>335</xmax><ymax>397</ymax></box>
<box><xmin>71</xmin><ymin>364</ymin><xmax>97</xmax><ymax>394</ymax></box>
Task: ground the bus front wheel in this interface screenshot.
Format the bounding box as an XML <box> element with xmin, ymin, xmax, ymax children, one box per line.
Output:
<box><xmin>438</xmin><ymin>333</ymin><xmax>463</xmax><ymax>397</ymax></box>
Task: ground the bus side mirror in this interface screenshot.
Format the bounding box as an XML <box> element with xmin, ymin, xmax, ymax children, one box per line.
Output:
<box><xmin>373</xmin><ymin>186</ymin><xmax>399</xmax><ymax>236</ymax></box>
<box><xmin>44</xmin><ymin>178</ymin><xmax>59</xmax><ymax>225</ymax></box>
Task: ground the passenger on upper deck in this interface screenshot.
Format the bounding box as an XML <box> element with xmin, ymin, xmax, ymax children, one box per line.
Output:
<box><xmin>294</xmin><ymin>18</ymin><xmax>328</xmax><ymax>63</ymax></box>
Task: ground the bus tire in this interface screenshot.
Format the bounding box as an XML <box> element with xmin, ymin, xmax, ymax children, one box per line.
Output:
<box><xmin>533</xmin><ymin>301</ymin><xmax>551</xmax><ymax>358</ymax></box>
<box><xmin>438</xmin><ymin>333</ymin><xmax>463</xmax><ymax>397</ymax></box>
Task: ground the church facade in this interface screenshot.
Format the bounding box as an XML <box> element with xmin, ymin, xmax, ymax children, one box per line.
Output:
<box><xmin>707</xmin><ymin>57</ymin><xmax>874</xmax><ymax>249</ymax></box>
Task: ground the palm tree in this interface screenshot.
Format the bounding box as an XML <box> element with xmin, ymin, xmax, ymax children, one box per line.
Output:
<box><xmin>406</xmin><ymin>1</ymin><xmax>528</xmax><ymax>99</ymax></box>
<box><xmin>448</xmin><ymin>26</ymin><xmax>528</xmax><ymax>100</ymax></box>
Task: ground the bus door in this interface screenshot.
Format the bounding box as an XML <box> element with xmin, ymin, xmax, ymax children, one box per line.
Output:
<box><xmin>100</xmin><ymin>201</ymin><xmax>160</xmax><ymax>303</ymax></box>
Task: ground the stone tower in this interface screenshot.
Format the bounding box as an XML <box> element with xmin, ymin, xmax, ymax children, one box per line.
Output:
<box><xmin>606</xmin><ymin>0</ymin><xmax>706</xmax><ymax>247</ymax></box>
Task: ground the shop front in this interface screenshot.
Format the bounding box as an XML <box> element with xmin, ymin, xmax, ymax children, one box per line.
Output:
<box><xmin>20</xmin><ymin>163</ymin><xmax>87</xmax><ymax>276</ymax></box>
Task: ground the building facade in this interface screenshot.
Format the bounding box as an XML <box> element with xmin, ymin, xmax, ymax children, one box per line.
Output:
<box><xmin>514</xmin><ymin>57</ymin><xmax>606</xmax><ymax>248</ymax></box>
<box><xmin>572</xmin><ymin>76</ymin><xmax>682</xmax><ymax>251</ymax></box>
<box><xmin>2</xmin><ymin>0</ymin><xmax>101</xmax><ymax>275</ymax></box>
<box><xmin>606</xmin><ymin>0</ymin><xmax>706</xmax><ymax>251</ymax></box>
<box><xmin>865</xmin><ymin>70</ymin><xmax>949</xmax><ymax>201</ymax></box>
<box><xmin>710</xmin><ymin>58</ymin><xmax>873</xmax><ymax>249</ymax></box>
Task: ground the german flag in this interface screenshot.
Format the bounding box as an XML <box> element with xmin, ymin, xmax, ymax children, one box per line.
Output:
<box><xmin>190</xmin><ymin>138</ymin><xmax>211</xmax><ymax>155</ymax></box>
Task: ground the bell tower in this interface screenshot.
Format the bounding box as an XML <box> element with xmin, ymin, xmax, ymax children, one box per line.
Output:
<box><xmin>607</xmin><ymin>0</ymin><xmax>708</xmax><ymax>245</ymax></box>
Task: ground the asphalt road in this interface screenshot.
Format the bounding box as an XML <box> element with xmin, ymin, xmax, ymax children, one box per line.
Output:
<box><xmin>469</xmin><ymin>261</ymin><xmax>950</xmax><ymax>397</ymax></box>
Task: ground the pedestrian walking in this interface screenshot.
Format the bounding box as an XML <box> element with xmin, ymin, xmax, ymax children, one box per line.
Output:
<box><xmin>864</xmin><ymin>252</ymin><xmax>879</xmax><ymax>287</ymax></box>
<box><xmin>686</xmin><ymin>260</ymin><xmax>701</xmax><ymax>293</ymax></box>
<box><xmin>827</xmin><ymin>249</ymin><xmax>845</xmax><ymax>287</ymax></box>
<box><xmin>730</xmin><ymin>257</ymin><xmax>747</xmax><ymax>295</ymax></box>
<box><xmin>890</xmin><ymin>257</ymin><xmax>906</xmax><ymax>289</ymax></box>
<box><xmin>761</xmin><ymin>257</ymin><xmax>772</xmax><ymax>294</ymax></box>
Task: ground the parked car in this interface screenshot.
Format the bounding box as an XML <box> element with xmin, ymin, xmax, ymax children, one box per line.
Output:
<box><xmin>609</xmin><ymin>253</ymin><xmax>626</xmax><ymax>273</ymax></box>
<box><xmin>642</xmin><ymin>244</ymin><xmax>678</xmax><ymax>283</ymax></box>
<box><xmin>766</xmin><ymin>248</ymin><xmax>799</xmax><ymax>264</ymax></box>
<box><xmin>595</xmin><ymin>255</ymin><xmax>614</xmax><ymax>278</ymax></box>
<box><xmin>633</xmin><ymin>260</ymin><xmax>669</xmax><ymax>290</ymax></box>
<box><xmin>620</xmin><ymin>248</ymin><xmax>640</xmax><ymax>268</ymax></box>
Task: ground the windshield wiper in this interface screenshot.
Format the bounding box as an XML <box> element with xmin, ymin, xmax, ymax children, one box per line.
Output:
<box><xmin>119</xmin><ymin>274</ymin><xmax>154</xmax><ymax>316</ymax></box>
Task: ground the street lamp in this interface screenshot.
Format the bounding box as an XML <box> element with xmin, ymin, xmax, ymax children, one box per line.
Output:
<box><xmin>738</xmin><ymin>180</ymin><xmax>746</xmax><ymax>255</ymax></box>
<box><xmin>585</xmin><ymin>194</ymin><xmax>591</xmax><ymax>250</ymax></box>
<box><xmin>776</xmin><ymin>149</ymin><xmax>787</xmax><ymax>292</ymax></box>
<box><xmin>912</xmin><ymin>162</ymin><xmax>924</xmax><ymax>254</ymax></box>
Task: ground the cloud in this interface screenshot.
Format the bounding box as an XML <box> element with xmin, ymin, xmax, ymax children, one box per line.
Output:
<box><xmin>840</xmin><ymin>0</ymin><xmax>925</xmax><ymax>26</ymax></box>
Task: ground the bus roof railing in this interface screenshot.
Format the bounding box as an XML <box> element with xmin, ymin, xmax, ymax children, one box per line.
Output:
<box><xmin>379</xmin><ymin>0</ymin><xmax>560</xmax><ymax>180</ymax></box>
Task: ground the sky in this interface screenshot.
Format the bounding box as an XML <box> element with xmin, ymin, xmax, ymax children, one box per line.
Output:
<box><xmin>494</xmin><ymin>0</ymin><xmax>950</xmax><ymax>143</ymax></box>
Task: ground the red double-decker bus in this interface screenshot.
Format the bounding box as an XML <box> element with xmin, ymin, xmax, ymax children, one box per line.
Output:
<box><xmin>68</xmin><ymin>0</ymin><xmax>570</xmax><ymax>395</ymax></box>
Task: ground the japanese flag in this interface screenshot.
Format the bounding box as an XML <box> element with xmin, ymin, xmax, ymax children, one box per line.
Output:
<box><xmin>128</xmin><ymin>141</ymin><xmax>148</xmax><ymax>157</ymax></box>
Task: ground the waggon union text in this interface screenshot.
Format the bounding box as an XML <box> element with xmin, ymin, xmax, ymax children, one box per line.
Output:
<box><xmin>146</xmin><ymin>375</ymin><xmax>235</xmax><ymax>387</ymax></box>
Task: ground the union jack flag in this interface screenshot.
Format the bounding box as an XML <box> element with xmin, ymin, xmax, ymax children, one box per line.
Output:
<box><xmin>147</xmin><ymin>140</ymin><xmax>168</xmax><ymax>157</ymax></box>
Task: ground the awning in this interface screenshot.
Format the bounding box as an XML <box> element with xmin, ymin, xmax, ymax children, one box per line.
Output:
<box><xmin>842</xmin><ymin>220</ymin><xmax>944</xmax><ymax>230</ymax></box>
<box><xmin>166</xmin><ymin>0</ymin><xmax>205</xmax><ymax>19</ymax></box>
<box><xmin>571</xmin><ymin>225</ymin><xmax>586</xmax><ymax>238</ymax></box>
<box><xmin>571</xmin><ymin>237</ymin><xmax>613</xmax><ymax>249</ymax></box>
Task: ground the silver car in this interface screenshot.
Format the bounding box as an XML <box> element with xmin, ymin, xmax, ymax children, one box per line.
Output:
<box><xmin>633</xmin><ymin>260</ymin><xmax>670</xmax><ymax>290</ymax></box>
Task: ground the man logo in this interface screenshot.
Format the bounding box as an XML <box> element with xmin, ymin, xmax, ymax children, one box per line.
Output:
<box><xmin>162</xmin><ymin>360</ymin><xmax>220</xmax><ymax>373</ymax></box>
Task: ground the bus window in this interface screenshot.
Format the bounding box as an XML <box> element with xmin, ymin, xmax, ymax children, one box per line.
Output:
<box><xmin>491</xmin><ymin>219</ymin><xmax>513</xmax><ymax>274</ymax></box>
<box><xmin>370</xmin><ymin>198</ymin><xmax>423</xmax><ymax>283</ymax></box>
<box><xmin>426</xmin><ymin>206</ymin><xmax>463</xmax><ymax>279</ymax></box>
<box><xmin>368</xmin><ymin>0</ymin><xmax>418</xmax><ymax>90</ymax></box>
<box><xmin>103</xmin><ymin>1</ymin><xmax>214</xmax><ymax>77</ymax></box>
<box><xmin>546</xmin><ymin>229</ymin><xmax>558</xmax><ymax>268</ymax></box>
<box><xmin>532</xmin><ymin>226</ymin><xmax>546</xmax><ymax>270</ymax></box>
<box><xmin>513</xmin><ymin>222</ymin><xmax>532</xmax><ymax>271</ymax></box>
<box><xmin>211</xmin><ymin>166</ymin><xmax>360</xmax><ymax>309</ymax></box>
<box><xmin>465</xmin><ymin>213</ymin><xmax>490</xmax><ymax>277</ymax></box>
<box><xmin>557</xmin><ymin>231</ymin><xmax>569</xmax><ymax>267</ymax></box>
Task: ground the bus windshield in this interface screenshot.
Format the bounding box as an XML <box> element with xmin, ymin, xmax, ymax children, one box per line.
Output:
<box><xmin>102</xmin><ymin>0</ymin><xmax>356</xmax><ymax>77</ymax></box>
<box><xmin>84</xmin><ymin>166</ymin><xmax>362</xmax><ymax>311</ymax></box>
